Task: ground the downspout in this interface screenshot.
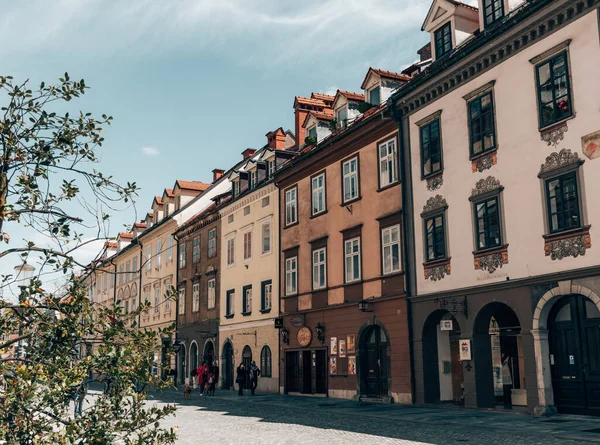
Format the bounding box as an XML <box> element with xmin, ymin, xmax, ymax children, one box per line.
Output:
<box><xmin>173</xmin><ymin>231</ymin><xmax>180</xmax><ymax>386</ymax></box>
<box><xmin>137</xmin><ymin>240</ymin><xmax>144</xmax><ymax>330</ymax></box>
<box><xmin>274</xmin><ymin>177</ymin><xmax>283</xmax><ymax>395</ymax></box>
<box><xmin>391</xmin><ymin>103</ymin><xmax>418</xmax><ymax>404</ymax></box>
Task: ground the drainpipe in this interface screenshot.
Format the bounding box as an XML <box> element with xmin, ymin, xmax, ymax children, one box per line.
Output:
<box><xmin>391</xmin><ymin>103</ymin><xmax>418</xmax><ymax>404</ymax></box>
<box><xmin>137</xmin><ymin>240</ymin><xmax>144</xmax><ymax>330</ymax></box>
<box><xmin>173</xmin><ymin>232</ymin><xmax>181</xmax><ymax>386</ymax></box>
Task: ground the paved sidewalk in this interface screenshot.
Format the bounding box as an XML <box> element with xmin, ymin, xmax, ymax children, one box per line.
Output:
<box><xmin>148</xmin><ymin>387</ymin><xmax>600</xmax><ymax>444</ymax></box>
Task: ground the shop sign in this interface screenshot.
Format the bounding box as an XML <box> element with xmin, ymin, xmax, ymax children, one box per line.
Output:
<box><xmin>290</xmin><ymin>315</ymin><xmax>305</xmax><ymax>327</ymax></box>
<box><xmin>459</xmin><ymin>339</ymin><xmax>472</xmax><ymax>361</ymax></box>
<box><xmin>440</xmin><ymin>320</ymin><xmax>453</xmax><ymax>331</ymax></box>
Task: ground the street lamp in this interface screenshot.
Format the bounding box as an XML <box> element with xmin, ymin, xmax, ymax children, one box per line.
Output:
<box><xmin>358</xmin><ymin>299</ymin><xmax>373</xmax><ymax>312</ymax></box>
<box><xmin>281</xmin><ymin>327</ymin><xmax>290</xmax><ymax>345</ymax></box>
<box><xmin>315</xmin><ymin>322</ymin><xmax>325</xmax><ymax>344</ymax></box>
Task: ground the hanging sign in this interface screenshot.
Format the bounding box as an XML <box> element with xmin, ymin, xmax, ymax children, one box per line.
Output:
<box><xmin>440</xmin><ymin>320</ymin><xmax>453</xmax><ymax>331</ymax></box>
<box><xmin>569</xmin><ymin>355</ymin><xmax>575</xmax><ymax>365</ymax></box>
<box><xmin>290</xmin><ymin>315</ymin><xmax>305</xmax><ymax>327</ymax></box>
<box><xmin>459</xmin><ymin>339</ymin><xmax>472</xmax><ymax>361</ymax></box>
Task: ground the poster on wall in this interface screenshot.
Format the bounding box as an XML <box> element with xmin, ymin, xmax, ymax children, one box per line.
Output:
<box><xmin>339</xmin><ymin>339</ymin><xmax>346</xmax><ymax>358</ymax></box>
<box><xmin>440</xmin><ymin>320</ymin><xmax>453</xmax><ymax>331</ymax></box>
<box><xmin>329</xmin><ymin>357</ymin><xmax>337</xmax><ymax>375</ymax></box>
<box><xmin>347</xmin><ymin>334</ymin><xmax>356</xmax><ymax>354</ymax></box>
<box><xmin>330</xmin><ymin>337</ymin><xmax>338</xmax><ymax>355</ymax></box>
<box><xmin>348</xmin><ymin>356</ymin><xmax>356</xmax><ymax>375</ymax></box>
<box><xmin>459</xmin><ymin>339</ymin><xmax>472</xmax><ymax>361</ymax></box>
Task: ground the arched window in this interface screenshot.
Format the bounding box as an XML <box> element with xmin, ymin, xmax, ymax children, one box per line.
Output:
<box><xmin>260</xmin><ymin>345</ymin><xmax>272</xmax><ymax>377</ymax></box>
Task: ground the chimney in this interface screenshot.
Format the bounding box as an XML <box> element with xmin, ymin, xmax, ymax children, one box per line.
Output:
<box><xmin>418</xmin><ymin>42</ymin><xmax>432</xmax><ymax>62</ymax></box>
<box><xmin>212</xmin><ymin>168</ymin><xmax>225</xmax><ymax>183</ymax></box>
<box><xmin>242</xmin><ymin>148</ymin><xmax>256</xmax><ymax>160</ymax></box>
<box><xmin>294</xmin><ymin>107</ymin><xmax>309</xmax><ymax>151</ymax></box>
<box><xmin>267</xmin><ymin>129</ymin><xmax>286</xmax><ymax>150</ymax></box>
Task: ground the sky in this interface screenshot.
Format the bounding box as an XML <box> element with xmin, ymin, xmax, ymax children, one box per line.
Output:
<box><xmin>0</xmin><ymin>0</ymin><xmax>435</xmax><ymax>293</ymax></box>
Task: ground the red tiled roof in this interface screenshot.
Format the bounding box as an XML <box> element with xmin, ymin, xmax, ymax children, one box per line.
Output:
<box><xmin>119</xmin><ymin>232</ymin><xmax>133</xmax><ymax>239</ymax></box>
<box><xmin>163</xmin><ymin>188</ymin><xmax>174</xmax><ymax>198</ymax></box>
<box><xmin>153</xmin><ymin>195</ymin><xmax>163</xmax><ymax>205</ymax></box>
<box><xmin>294</xmin><ymin>96</ymin><xmax>327</xmax><ymax>108</ymax></box>
<box><xmin>311</xmin><ymin>93</ymin><xmax>335</xmax><ymax>103</ymax></box>
<box><xmin>336</xmin><ymin>90</ymin><xmax>365</xmax><ymax>102</ymax></box>
<box><xmin>134</xmin><ymin>222</ymin><xmax>147</xmax><ymax>229</ymax></box>
<box><xmin>147</xmin><ymin>212</ymin><xmax>153</xmax><ymax>218</ymax></box>
<box><xmin>303</xmin><ymin>108</ymin><xmax>334</xmax><ymax>127</ymax></box>
<box><xmin>448</xmin><ymin>0</ymin><xmax>478</xmax><ymax>12</ymax></box>
<box><xmin>176</xmin><ymin>180</ymin><xmax>211</xmax><ymax>192</ymax></box>
<box><xmin>360</xmin><ymin>67</ymin><xmax>411</xmax><ymax>89</ymax></box>
<box><xmin>105</xmin><ymin>241</ymin><xmax>118</xmax><ymax>248</ymax></box>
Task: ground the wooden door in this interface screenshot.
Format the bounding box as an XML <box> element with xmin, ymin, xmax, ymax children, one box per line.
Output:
<box><xmin>285</xmin><ymin>351</ymin><xmax>300</xmax><ymax>393</ymax></box>
<box><xmin>223</xmin><ymin>343</ymin><xmax>233</xmax><ymax>389</ymax></box>
<box><xmin>315</xmin><ymin>349</ymin><xmax>327</xmax><ymax>394</ymax></box>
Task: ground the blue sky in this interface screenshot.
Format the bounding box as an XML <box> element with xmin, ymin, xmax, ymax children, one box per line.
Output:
<box><xmin>0</xmin><ymin>0</ymin><xmax>432</xmax><ymax>287</ymax></box>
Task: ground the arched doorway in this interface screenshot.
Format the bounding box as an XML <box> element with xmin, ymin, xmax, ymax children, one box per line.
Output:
<box><xmin>422</xmin><ymin>310</ymin><xmax>464</xmax><ymax>404</ymax></box>
<box><xmin>204</xmin><ymin>341</ymin><xmax>215</xmax><ymax>373</ymax></box>
<box><xmin>473</xmin><ymin>303</ymin><xmax>524</xmax><ymax>410</ymax></box>
<box><xmin>178</xmin><ymin>347</ymin><xmax>186</xmax><ymax>385</ymax></box>
<box><xmin>222</xmin><ymin>341</ymin><xmax>234</xmax><ymax>389</ymax></box>
<box><xmin>359</xmin><ymin>325</ymin><xmax>390</xmax><ymax>398</ymax></box>
<box><xmin>189</xmin><ymin>342</ymin><xmax>198</xmax><ymax>378</ymax></box>
<box><xmin>549</xmin><ymin>295</ymin><xmax>600</xmax><ymax>415</ymax></box>
<box><xmin>242</xmin><ymin>345</ymin><xmax>252</xmax><ymax>389</ymax></box>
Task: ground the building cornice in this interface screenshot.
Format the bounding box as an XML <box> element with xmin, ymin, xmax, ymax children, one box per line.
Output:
<box><xmin>219</xmin><ymin>183</ymin><xmax>276</xmax><ymax>217</ymax></box>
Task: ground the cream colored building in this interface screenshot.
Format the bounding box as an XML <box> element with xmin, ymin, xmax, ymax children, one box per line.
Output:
<box><xmin>219</xmin><ymin>129</ymin><xmax>294</xmax><ymax>392</ymax></box>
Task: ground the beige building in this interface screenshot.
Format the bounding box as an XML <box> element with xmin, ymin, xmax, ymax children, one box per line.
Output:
<box><xmin>219</xmin><ymin>128</ymin><xmax>294</xmax><ymax>392</ymax></box>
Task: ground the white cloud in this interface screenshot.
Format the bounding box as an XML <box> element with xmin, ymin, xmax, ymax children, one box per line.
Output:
<box><xmin>322</xmin><ymin>87</ymin><xmax>339</xmax><ymax>96</ymax></box>
<box><xmin>140</xmin><ymin>146</ymin><xmax>160</xmax><ymax>157</ymax></box>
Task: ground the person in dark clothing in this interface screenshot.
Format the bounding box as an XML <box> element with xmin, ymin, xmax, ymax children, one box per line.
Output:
<box><xmin>212</xmin><ymin>360</ymin><xmax>219</xmax><ymax>389</ymax></box>
<box><xmin>249</xmin><ymin>361</ymin><xmax>261</xmax><ymax>396</ymax></box>
<box><xmin>236</xmin><ymin>363</ymin><xmax>246</xmax><ymax>396</ymax></box>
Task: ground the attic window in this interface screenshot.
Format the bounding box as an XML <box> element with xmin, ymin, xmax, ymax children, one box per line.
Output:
<box><xmin>251</xmin><ymin>170</ymin><xmax>259</xmax><ymax>189</ymax></box>
<box><xmin>175</xmin><ymin>196</ymin><xmax>181</xmax><ymax>210</ymax></box>
<box><xmin>307</xmin><ymin>126</ymin><xmax>317</xmax><ymax>139</ymax></box>
<box><xmin>164</xmin><ymin>205</ymin><xmax>169</xmax><ymax>217</ymax></box>
<box><xmin>336</xmin><ymin>107</ymin><xmax>347</xmax><ymax>123</ymax></box>
<box><xmin>154</xmin><ymin>210</ymin><xmax>159</xmax><ymax>222</ymax></box>
<box><xmin>234</xmin><ymin>180</ymin><xmax>241</xmax><ymax>197</ymax></box>
<box><xmin>483</xmin><ymin>0</ymin><xmax>504</xmax><ymax>27</ymax></box>
<box><xmin>368</xmin><ymin>86</ymin><xmax>381</xmax><ymax>106</ymax></box>
<box><xmin>434</xmin><ymin>22</ymin><xmax>452</xmax><ymax>58</ymax></box>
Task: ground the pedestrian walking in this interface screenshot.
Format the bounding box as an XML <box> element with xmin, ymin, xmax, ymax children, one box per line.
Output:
<box><xmin>208</xmin><ymin>373</ymin><xmax>216</xmax><ymax>396</ymax></box>
<box><xmin>196</xmin><ymin>361</ymin><xmax>208</xmax><ymax>396</ymax></box>
<box><xmin>249</xmin><ymin>361</ymin><xmax>261</xmax><ymax>396</ymax></box>
<box><xmin>236</xmin><ymin>363</ymin><xmax>246</xmax><ymax>396</ymax></box>
<box><xmin>501</xmin><ymin>353</ymin><xmax>513</xmax><ymax>409</ymax></box>
<box><xmin>73</xmin><ymin>380</ymin><xmax>88</xmax><ymax>418</ymax></box>
<box><xmin>212</xmin><ymin>360</ymin><xmax>219</xmax><ymax>389</ymax></box>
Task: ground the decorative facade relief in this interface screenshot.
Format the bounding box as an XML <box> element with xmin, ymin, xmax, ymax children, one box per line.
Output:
<box><xmin>544</xmin><ymin>231</ymin><xmax>592</xmax><ymax>260</ymax></box>
<box><xmin>426</xmin><ymin>175</ymin><xmax>443</xmax><ymax>191</ymax></box>
<box><xmin>421</xmin><ymin>195</ymin><xmax>447</xmax><ymax>214</ymax></box>
<box><xmin>474</xmin><ymin>251</ymin><xmax>508</xmax><ymax>273</ymax></box>
<box><xmin>582</xmin><ymin>130</ymin><xmax>600</xmax><ymax>160</ymax></box>
<box><xmin>470</xmin><ymin>176</ymin><xmax>502</xmax><ymax>198</ymax></box>
<box><xmin>538</xmin><ymin>148</ymin><xmax>583</xmax><ymax>176</ymax></box>
<box><xmin>540</xmin><ymin>122</ymin><xmax>568</xmax><ymax>147</ymax></box>
<box><xmin>471</xmin><ymin>151</ymin><xmax>497</xmax><ymax>173</ymax></box>
<box><xmin>424</xmin><ymin>262</ymin><xmax>451</xmax><ymax>281</ymax></box>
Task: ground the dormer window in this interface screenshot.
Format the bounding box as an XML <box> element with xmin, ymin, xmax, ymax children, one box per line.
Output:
<box><xmin>434</xmin><ymin>22</ymin><xmax>452</xmax><ymax>58</ymax></box>
<box><xmin>154</xmin><ymin>210</ymin><xmax>159</xmax><ymax>222</ymax></box>
<box><xmin>175</xmin><ymin>196</ymin><xmax>181</xmax><ymax>210</ymax></box>
<box><xmin>483</xmin><ymin>0</ymin><xmax>504</xmax><ymax>27</ymax></box>
<box><xmin>268</xmin><ymin>160</ymin><xmax>276</xmax><ymax>178</ymax></box>
<box><xmin>336</xmin><ymin>107</ymin><xmax>347</xmax><ymax>123</ymax></box>
<box><xmin>368</xmin><ymin>86</ymin><xmax>381</xmax><ymax>106</ymax></box>
<box><xmin>251</xmin><ymin>170</ymin><xmax>259</xmax><ymax>189</ymax></box>
<box><xmin>307</xmin><ymin>126</ymin><xmax>317</xmax><ymax>139</ymax></box>
<box><xmin>164</xmin><ymin>205</ymin><xmax>169</xmax><ymax>217</ymax></box>
<box><xmin>234</xmin><ymin>180</ymin><xmax>241</xmax><ymax>197</ymax></box>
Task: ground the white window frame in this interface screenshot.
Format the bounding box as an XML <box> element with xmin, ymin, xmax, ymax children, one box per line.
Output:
<box><xmin>243</xmin><ymin>229</ymin><xmax>252</xmax><ymax>261</ymax></box>
<box><xmin>263</xmin><ymin>282</ymin><xmax>272</xmax><ymax>311</ymax></box>
<box><xmin>145</xmin><ymin>246</ymin><xmax>152</xmax><ymax>271</ymax></box>
<box><xmin>382</xmin><ymin>224</ymin><xmax>402</xmax><ymax>275</ymax></box>
<box><xmin>178</xmin><ymin>287</ymin><xmax>185</xmax><ymax>315</ymax></box>
<box><xmin>250</xmin><ymin>170</ymin><xmax>258</xmax><ymax>189</ymax></box>
<box><xmin>312</xmin><ymin>247</ymin><xmax>327</xmax><ymax>290</ymax></box>
<box><xmin>192</xmin><ymin>236</ymin><xmax>200</xmax><ymax>264</ymax></box>
<box><xmin>126</xmin><ymin>261</ymin><xmax>131</xmax><ymax>282</ymax></box>
<box><xmin>378</xmin><ymin>138</ymin><xmax>398</xmax><ymax>188</ymax></box>
<box><xmin>132</xmin><ymin>257</ymin><xmax>138</xmax><ymax>279</ymax></box>
<box><xmin>342</xmin><ymin>157</ymin><xmax>359</xmax><ymax>203</ymax></box>
<box><xmin>344</xmin><ymin>237</ymin><xmax>361</xmax><ymax>283</ymax></box>
<box><xmin>179</xmin><ymin>242</ymin><xmax>186</xmax><ymax>269</ymax></box>
<box><xmin>243</xmin><ymin>286</ymin><xmax>252</xmax><ymax>314</ymax></box>
<box><xmin>156</xmin><ymin>240</ymin><xmax>162</xmax><ymax>267</ymax></box>
<box><xmin>311</xmin><ymin>172</ymin><xmax>326</xmax><ymax>216</ymax></box>
<box><xmin>285</xmin><ymin>256</ymin><xmax>298</xmax><ymax>296</ymax></box>
<box><xmin>261</xmin><ymin>221</ymin><xmax>271</xmax><ymax>255</ymax></box>
<box><xmin>226</xmin><ymin>290</ymin><xmax>235</xmax><ymax>316</ymax></box>
<box><xmin>207</xmin><ymin>279</ymin><xmax>216</xmax><ymax>309</ymax></box>
<box><xmin>164</xmin><ymin>283</ymin><xmax>171</xmax><ymax>311</ymax></box>
<box><xmin>226</xmin><ymin>236</ymin><xmax>235</xmax><ymax>266</ymax></box>
<box><xmin>167</xmin><ymin>235</ymin><xmax>173</xmax><ymax>261</ymax></box>
<box><xmin>154</xmin><ymin>286</ymin><xmax>160</xmax><ymax>314</ymax></box>
<box><xmin>208</xmin><ymin>229</ymin><xmax>217</xmax><ymax>257</ymax></box>
<box><xmin>192</xmin><ymin>283</ymin><xmax>200</xmax><ymax>312</ymax></box>
<box><xmin>268</xmin><ymin>160</ymin><xmax>276</xmax><ymax>178</ymax></box>
<box><xmin>285</xmin><ymin>187</ymin><xmax>297</xmax><ymax>226</ymax></box>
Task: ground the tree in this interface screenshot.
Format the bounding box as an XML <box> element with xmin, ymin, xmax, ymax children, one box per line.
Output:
<box><xmin>0</xmin><ymin>74</ymin><xmax>177</xmax><ymax>444</ymax></box>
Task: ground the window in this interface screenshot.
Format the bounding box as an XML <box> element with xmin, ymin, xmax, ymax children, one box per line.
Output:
<box><xmin>164</xmin><ymin>204</ymin><xmax>169</xmax><ymax>217</ymax></box>
<box><xmin>285</xmin><ymin>187</ymin><xmax>297</xmax><ymax>226</ymax></box>
<box><xmin>178</xmin><ymin>287</ymin><xmax>185</xmax><ymax>315</ymax></box>
<box><xmin>125</xmin><ymin>300</ymin><xmax>129</xmax><ymax>314</ymax></box>
<box><xmin>311</xmin><ymin>173</ymin><xmax>326</xmax><ymax>215</ymax></box>
<box><xmin>261</xmin><ymin>222</ymin><xmax>271</xmax><ymax>254</ymax></box>
<box><xmin>379</xmin><ymin>138</ymin><xmax>398</xmax><ymax>188</ymax></box>
<box><xmin>420</xmin><ymin>119</ymin><xmax>442</xmax><ymax>177</ymax></box>
<box><xmin>369</xmin><ymin>86</ymin><xmax>381</xmax><ymax>106</ymax></box>
<box><xmin>154</xmin><ymin>287</ymin><xmax>160</xmax><ymax>314</ymax></box>
<box><xmin>243</xmin><ymin>230</ymin><xmax>252</xmax><ymax>260</ymax></box>
<box><xmin>307</xmin><ymin>126</ymin><xmax>317</xmax><ymax>139</ymax></box>
<box><xmin>268</xmin><ymin>160</ymin><xmax>276</xmax><ymax>178</ymax></box>
<box><xmin>164</xmin><ymin>284</ymin><xmax>171</xmax><ymax>311</ymax></box>
<box><xmin>536</xmin><ymin>52</ymin><xmax>572</xmax><ymax>128</ymax></box>
<box><xmin>103</xmin><ymin>273</ymin><xmax>108</xmax><ymax>291</ymax></box>
<box><xmin>382</xmin><ymin>225</ymin><xmax>401</xmax><ymax>274</ymax></box>
<box><xmin>336</xmin><ymin>107</ymin><xmax>347</xmax><ymax>123</ymax></box>
<box><xmin>469</xmin><ymin>92</ymin><xmax>496</xmax><ymax>157</ymax></box>
<box><xmin>344</xmin><ymin>237</ymin><xmax>361</xmax><ymax>283</ymax></box>
<box><xmin>228</xmin><ymin>214</ymin><xmax>234</xmax><ymax>224</ymax></box>
<box><xmin>244</xmin><ymin>206</ymin><xmax>250</xmax><ymax>216</ymax></box>
<box><xmin>285</xmin><ymin>257</ymin><xmax>298</xmax><ymax>296</ymax></box>
<box><xmin>342</xmin><ymin>157</ymin><xmax>359</xmax><ymax>203</ymax></box>
<box><xmin>226</xmin><ymin>289</ymin><xmax>235</xmax><ymax>317</ymax></box>
<box><xmin>474</xmin><ymin>196</ymin><xmax>502</xmax><ymax>250</ymax></box>
<box><xmin>167</xmin><ymin>235</ymin><xmax>173</xmax><ymax>261</ymax></box>
<box><xmin>243</xmin><ymin>285</ymin><xmax>252</xmax><ymax>314</ymax></box>
<box><xmin>425</xmin><ymin>215</ymin><xmax>446</xmax><ymax>262</ymax></box>
<box><xmin>207</xmin><ymin>279</ymin><xmax>216</xmax><ymax>309</ymax></box>
<box><xmin>434</xmin><ymin>22</ymin><xmax>452</xmax><ymax>58</ymax></box>
<box><xmin>175</xmin><ymin>196</ymin><xmax>181</xmax><ymax>210</ymax></box>
<box><xmin>233</xmin><ymin>180</ymin><xmax>241</xmax><ymax>197</ymax></box>
<box><xmin>192</xmin><ymin>237</ymin><xmax>200</xmax><ymax>264</ymax></box>
<box><xmin>262</xmin><ymin>196</ymin><xmax>270</xmax><ymax>207</ymax></box>
<box><xmin>179</xmin><ymin>242</ymin><xmax>186</xmax><ymax>269</ymax></box>
<box><xmin>192</xmin><ymin>283</ymin><xmax>200</xmax><ymax>312</ymax></box>
<box><xmin>250</xmin><ymin>171</ymin><xmax>258</xmax><ymax>189</ymax></box>
<box><xmin>312</xmin><ymin>247</ymin><xmax>327</xmax><ymax>290</ymax></box>
<box><xmin>119</xmin><ymin>264</ymin><xmax>125</xmax><ymax>284</ymax></box>
<box><xmin>132</xmin><ymin>257</ymin><xmax>138</xmax><ymax>279</ymax></box>
<box><xmin>260</xmin><ymin>346</ymin><xmax>272</xmax><ymax>377</ymax></box>
<box><xmin>261</xmin><ymin>280</ymin><xmax>272</xmax><ymax>311</ymax></box>
<box><xmin>483</xmin><ymin>0</ymin><xmax>504</xmax><ymax>27</ymax></box>
<box><xmin>126</xmin><ymin>261</ymin><xmax>131</xmax><ymax>281</ymax></box>
<box><xmin>144</xmin><ymin>288</ymin><xmax>150</xmax><ymax>304</ymax></box>
<box><xmin>208</xmin><ymin>229</ymin><xmax>217</xmax><ymax>257</ymax></box>
<box><xmin>227</xmin><ymin>237</ymin><xmax>235</xmax><ymax>266</ymax></box>
<box><xmin>146</xmin><ymin>246</ymin><xmax>152</xmax><ymax>271</ymax></box>
<box><xmin>156</xmin><ymin>240</ymin><xmax>162</xmax><ymax>267</ymax></box>
<box><xmin>545</xmin><ymin>172</ymin><xmax>580</xmax><ymax>234</ymax></box>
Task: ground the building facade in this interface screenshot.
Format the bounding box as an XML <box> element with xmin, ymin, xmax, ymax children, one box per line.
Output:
<box><xmin>391</xmin><ymin>0</ymin><xmax>600</xmax><ymax>415</ymax></box>
<box><xmin>219</xmin><ymin>129</ymin><xmax>294</xmax><ymax>393</ymax></box>
<box><xmin>276</xmin><ymin>80</ymin><xmax>412</xmax><ymax>403</ymax></box>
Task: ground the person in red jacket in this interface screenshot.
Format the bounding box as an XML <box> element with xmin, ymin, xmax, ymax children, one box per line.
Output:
<box><xmin>196</xmin><ymin>362</ymin><xmax>208</xmax><ymax>396</ymax></box>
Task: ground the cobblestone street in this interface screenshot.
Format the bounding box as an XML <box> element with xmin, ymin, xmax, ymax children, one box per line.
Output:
<box><xmin>148</xmin><ymin>388</ymin><xmax>600</xmax><ymax>445</ymax></box>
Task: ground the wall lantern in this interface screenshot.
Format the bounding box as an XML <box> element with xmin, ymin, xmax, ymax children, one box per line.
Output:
<box><xmin>315</xmin><ymin>322</ymin><xmax>325</xmax><ymax>344</ymax></box>
<box><xmin>281</xmin><ymin>327</ymin><xmax>290</xmax><ymax>345</ymax></box>
<box><xmin>172</xmin><ymin>341</ymin><xmax>182</xmax><ymax>354</ymax></box>
<box><xmin>358</xmin><ymin>299</ymin><xmax>373</xmax><ymax>312</ymax></box>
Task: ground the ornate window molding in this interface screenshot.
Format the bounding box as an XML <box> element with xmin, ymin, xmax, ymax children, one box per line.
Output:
<box><xmin>462</xmin><ymin>80</ymin><xmax>496</xmax><ymax>102</ymax></box>
<box><xmin>469</xmin><ymin>176</ymin><xmax>503</xmax><ymax>201</ymax></box>
<box><xmin>473</xmin><ymin>245</ymin><xmax>509</xmax><ymax>273</ymax></box>
<box><xmin>424</xmin><ymin>259</ymin><xmax>451</xmax><ymax>282</ymax></box>
<box><xmin>426</xmin><ymin>174</ymin><xmax>444</xmax><ymax>191</ymax></box>
<box><xmin>538</xmin><ymin>148</ymin><xmax>584</xmax><ymax>178</ymax></box>
<box><xmin>472</xmin><ymin>151</ymin><xmax>498</xmax><ymax>173</ymax></box>
<box><xmin>528</xmin><ymin>39</ymin><xmax>572</xmax><ymax>65</ymax></box>
<box><xmin>421</xmin><ymin>195</ymin><xmax>448</xmax><ymax>217</ymax></box>
<box><xmin>415</xmin><ymin>109</ymin><xmax>442</xmax><ymax>128</ymax></box>
<box><xmin>543</xmin><ymin>226</ymin><xmax>592</xmax><ymax>261</ymax></box>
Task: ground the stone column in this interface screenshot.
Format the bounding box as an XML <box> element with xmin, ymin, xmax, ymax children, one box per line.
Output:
<box><xmin>531</xmin><ymin>328</ymin><xmax>557</xmax><ymax>416</ymax></box>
